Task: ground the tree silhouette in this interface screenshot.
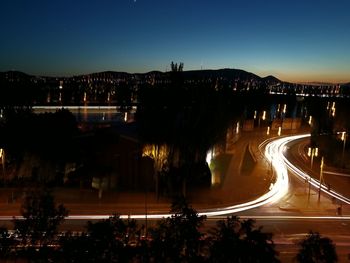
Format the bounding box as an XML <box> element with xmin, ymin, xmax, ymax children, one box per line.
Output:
<box><xmin>150</xmin><ymin>197</ymin><xmax>206</xmax><ymax>262</ymax></box>
<box><xmin>209</xmin><ymin>216</ymin><xmax>279</xmax><ymax>263</ymax></box>
<box><xmin>60</xmin><ymin>215</ymin><xmax>138</xmax><ymax>263</ymax></box>
<box><xmin>296</xmin><ymin>231</ymin><xmax>337</xmax><ymax>263</ymax></box>
<box><xmin>13</xmin><ymin>188</ymin><xmax>68</xmax><ymax>262</ymax></box>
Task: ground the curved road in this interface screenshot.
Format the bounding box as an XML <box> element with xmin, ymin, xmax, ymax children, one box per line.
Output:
<box><xmin>3</xmin><ymin>133</ymin><xmax>348</xmax><ymax>220</ymax></box>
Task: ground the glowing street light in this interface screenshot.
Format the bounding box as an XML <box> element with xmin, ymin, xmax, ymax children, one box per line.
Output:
<box><xmin>266</xmin><ymin>126</ymin><xmax>270</xmax><ymax>135</ymax></box>
<box><xmin>331</xmin><ymin>102</ymin><xmax>336</xmax><ymax>117</ymax></box>
<box><xmin>278</xmin><ymin>127</ymin><xmax>282</xmax><ymax>136</ymax></box>
<box><xmin>262</xmin><ymin>111</ymin><xmax>266</xmax><ymax>121</ymax></box>
<box><xmin>341</xmin><ymin>131</ymin><xmax>347</xmax><ymax>167</ymax></box>
<box><xmin>308</xmin><ymin>115</ymin><xmax>312</xmax><ymax>125</ymax></box>
<box><xmin>0</xmin><ymin>148</ymin><xmax>5</xmax><ymax>180</ymax></box>
<box><xmin>308</xmin><ymin>146</ymin><xmax>318</xmax><ymax>169</ymax></box>
<box><xmin>318</xmin><ymin>156</ymin><xmax>324</xmax><ymax>203</ymax></box>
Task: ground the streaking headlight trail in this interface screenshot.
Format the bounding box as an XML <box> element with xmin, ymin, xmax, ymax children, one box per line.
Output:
<box><xmin>95</xmin><ymin>135</ymin><xmax>296</xmax><ymax>219</ymax></box>
<box><xmin>85</xmin><ymin>134</ymin><xmax>349</xmax><ymax>220</ymax></box>
<box><xmin>6</xmin><ymin>134</ymin><xmax>349</xmax><ymax>222</ymax></box>
<box><xmin>280</xmin><ymin>134</ymin><xmax>350</xmax><ymax>205</ymax></box>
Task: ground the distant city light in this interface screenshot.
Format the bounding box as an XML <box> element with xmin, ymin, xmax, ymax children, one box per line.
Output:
<box><xmin>278</xmin><ymin>127</ymin><xmax>282</xmax><ymax>136</ymax></box>
<box><xmin>266</xmin><ymin>126</ymin><xmax>270</xmax><ymax>135</ymax></box>
<box><xmin>308</xmin><ymin>115</ymin><xmax>312</xmax><ymax>125</ymax></box>
<box><xmin>262</xmin><ymin>111</ymin><xmax>266</xmax><ymax>120</ymax></box>
<box><xmin>331</xmin><ymin>102</ymin><xmax>336</xmax><ymax>117</ymax></box>
<box><xmin>236</xmin><ymin>122</ymin><xmax>240</xmax><ymax>134</ymax></box>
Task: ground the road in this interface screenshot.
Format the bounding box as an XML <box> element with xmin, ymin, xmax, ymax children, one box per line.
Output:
<box><xmin>1</xmin><ymin>133</ymin><xmax>350</xmax><ymax>262</ymax></box>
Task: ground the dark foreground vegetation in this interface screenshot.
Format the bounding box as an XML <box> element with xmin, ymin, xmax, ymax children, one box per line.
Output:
<box><xmin>0</xmin><ymin>189</ymin><xmax>339</xmax><ymax>263</ymax></box>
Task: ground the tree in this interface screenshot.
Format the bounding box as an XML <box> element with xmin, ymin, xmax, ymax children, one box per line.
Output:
<box><xmin>60</xmin><ymin>215</ymin><xmax>137</xmax><ymax>263</ymax></box>
<box><xmin>296</xmin><ymin>231</ymin><xmax>337</xmax><ymax>263</ymax></box>
<box><xmin>13</xmin><ymin>188</ymin><xmax>68</xmax><ymax>261</ymax></box>
<box><xmin>209</xmin><ymin>216</ymin><xmax>280</xmax><ymax>263</ymax></box>
<box><xmin>150</xmin><ymin>197</ymin><xmax>206</xmax><ymax>262</ymax></box>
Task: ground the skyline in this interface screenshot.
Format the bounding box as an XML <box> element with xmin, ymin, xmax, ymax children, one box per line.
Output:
<box><xmin>1</xmin><ymin>0</ymin><xmax>350</xmax><ymax>83</ymax></box>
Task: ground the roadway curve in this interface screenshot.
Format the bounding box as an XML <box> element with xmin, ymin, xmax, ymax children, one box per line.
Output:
<box><xmin>3</xmin><ymin>134</ymin><xmax>349</xmax><ymax>221</ymax></box>
<box><xmin>280</xmin><ymin>134</ymin><xmax>350</xmax><ymax>206</ymax></box>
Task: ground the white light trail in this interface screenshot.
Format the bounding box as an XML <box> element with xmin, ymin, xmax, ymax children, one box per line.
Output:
<box><xmin>6</xmin><ymin>134</ymin><xmax>347</xmax><ymax>221</ymax></box>
<box><xmin>280</xmin><ymin>134</ymin><xmax>350</xmax><ymax>205</ymax></box>
<box><xmin>3</xmin><ymin>136</ymin><xmax>295</xmax><ymax>220</ymax></box>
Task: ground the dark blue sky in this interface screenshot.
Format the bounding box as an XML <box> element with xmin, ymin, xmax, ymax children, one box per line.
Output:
<box><xmin>1</xmin><ymin>0</ymin><xmax>349</xmax><ymax>82</ymax></box>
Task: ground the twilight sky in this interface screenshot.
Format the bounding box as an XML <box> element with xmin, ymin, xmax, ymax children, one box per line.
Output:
<box><xmin>1</xmin><ymin>0</ymin><xmax>349</xmax><ymax>82</ymax></box>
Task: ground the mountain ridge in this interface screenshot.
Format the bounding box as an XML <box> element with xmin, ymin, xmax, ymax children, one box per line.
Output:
<box><xmin>1</xmin><ymin>68</ymin><xmax>348</xmax><ymax>85</ymax></box>
<box><xmin>0</xmin><ymin>68</ymin><xmax>280</xmax><ymax>83</ymax></box>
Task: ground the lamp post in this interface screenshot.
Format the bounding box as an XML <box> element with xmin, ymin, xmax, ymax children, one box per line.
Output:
<box><xmin>318</xmin><ymin>157</ymin><xmax>324</xmax><ymax>203</ymax></box>
<box><xmin>308</xmin><ymin>146</ymin><xmax>318</xmax><ymax>170</ymax></box>
<box><xmin>308</xmin><ymin>176</ymin><xmax>311</xmax><ymax>203</ymax></box>
<box><xmin>0</xmin><ymin>148</ymin><xmax>5</xmax><ymax>181</ymax></box>
<box><xmin>341</xmin><ymin>131</ymin><xmax>346</xmax><ymax>168</ymax></box>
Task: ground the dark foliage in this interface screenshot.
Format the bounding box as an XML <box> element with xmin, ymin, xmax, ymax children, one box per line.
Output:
<box><xmin>209</xmin><ymin>216</ymin><xmax>280</xmax><ymax>263</ymax></box>
<box><xmin>296</xmin><ymin>231</ymin><xmax>337</xmax><ymax>263</ymax></box>
<box><xmin>150</xmin><ymin>197</ymin><xmax>206</xmax><ymax>262</ymax></box>
<box><xmin>13</xmin><ymin>188</ymin><xmax>68</xmax><ymax>246</ymax></box>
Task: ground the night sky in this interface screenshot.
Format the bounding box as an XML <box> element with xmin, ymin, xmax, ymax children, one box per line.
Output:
<box><xmin>1</xmin><ymin>0</ymin><xmax>349</xmax><ymax>82</ymax></box>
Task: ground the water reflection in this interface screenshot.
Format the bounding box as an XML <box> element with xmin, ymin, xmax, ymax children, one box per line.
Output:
<box><xmin>32</xmin><ymin>106</ymin><xmax>136</xmax><ymax>123</ymax></box>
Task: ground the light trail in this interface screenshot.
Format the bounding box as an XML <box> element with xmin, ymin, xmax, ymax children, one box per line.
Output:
<box><xmin>2</xmin><ymin>215</ymin><xmax>350</xmax><ymax>221</ymax></box>
<box><xmin>5</xmin><ymin>134</ymin><xmax>348</xmax><ymax>222</ymax></box>
<box><xmin>6</xmin><ymin>137</ymin><xmax>291</xmax><ymax>220</ymax></box>
<box><xmin>280</xmin><ymin>134</ymin><xmax>350</xmax><ymax>205</ymax></box>
<box><xmin>5</xmin><ymin>136</ymin><xmax>299</xmax><ymax>220</ymax></box>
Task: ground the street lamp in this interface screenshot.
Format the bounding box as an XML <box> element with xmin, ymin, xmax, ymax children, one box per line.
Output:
<box><xmin>0</xmin><ymin>148</ymin><xmax>5</xmax><ymax>181</ymax></box>
<box><xmin>307</xmin><ymin>146</ymin><xmax>318</xmax><ymax>170</ymax></box>
<box><xmin>341</xmin><ymin>131</ymin><xmax>347</xmax><ymax>168</ymax></box>
<box><xmin>308</xmin><ymin>115</ymin><xmax>312</xmax><ymax>125</ymax></box>
<box><xmin>318</xmin><ymin>156</ymin><xmax>324</xmax><ymax>203</ymax></box>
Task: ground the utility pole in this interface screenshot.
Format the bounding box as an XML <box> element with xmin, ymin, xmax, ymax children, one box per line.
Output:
<box><xmin>308</xmin><ymin>177</ymin><xmax>311</xmax><ymax>203</ymax></box>
<box><xmin>341</xmin><ymin>132</ymin><xmax>346</xmax><ymax>168</ymax></box>
<box><xmin>318</xmin><ymin>157</ymin><xmax>324</xmax><ymax>203</ymax></box>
